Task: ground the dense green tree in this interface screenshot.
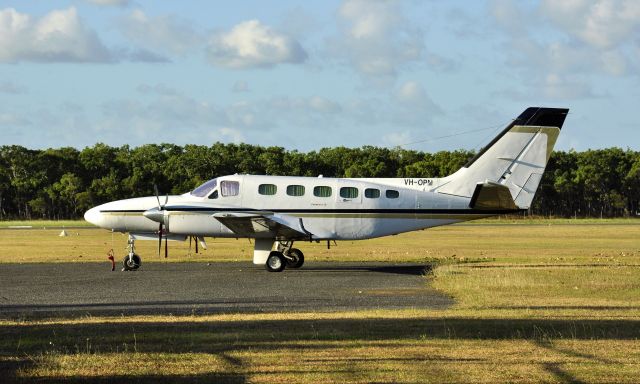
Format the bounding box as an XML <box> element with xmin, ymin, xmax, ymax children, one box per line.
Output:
<box><xmin>0</xmin><ymin>143</ymin><xmax>638</xmax><ymax>219</ymax></box>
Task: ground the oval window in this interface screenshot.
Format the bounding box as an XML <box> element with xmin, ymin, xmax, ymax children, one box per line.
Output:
<box><xmin>313</xmin><ymin>186</ymin><xmax>332</xmax><ymax>197</ymax></box>
<box><xmin>340</xmin><ymin>187</ymin><xmax>358</xmax><ymax>199</ymax></box>
<box><xmin>286</xmin><ymin>185</ymin><xmax>305</xmax><ymax>196</ymax></box>
<box><xmin>258</xmin><ymin>184</ymin><xmax>277</xmax><ymax>195</ymax></box>
<box><xmin>364</xmin><ymin>188</ymin><xmax>380</xmax><ymax>198</ymax></box>
<box><xmin>386</xmin><ymin>189</ymin><xmax>399</xmax><ymax>199</ymax></box>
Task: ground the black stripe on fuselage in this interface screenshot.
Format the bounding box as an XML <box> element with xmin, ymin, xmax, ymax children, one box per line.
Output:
<box><xmin>100</xmin><ymin>208</ymin><xmax>522</xmax><ymax>215</ymax></box>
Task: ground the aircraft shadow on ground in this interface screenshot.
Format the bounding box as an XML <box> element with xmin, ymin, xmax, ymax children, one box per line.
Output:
<box><xmin>298</xmin><ymin>264</ymin><xmax>430</xmax><ymax>275</ymax></box>
<box><xmin>1</xmin><ymin>316</ymin><xmax>638</xmax><ymax>383</ymax></box>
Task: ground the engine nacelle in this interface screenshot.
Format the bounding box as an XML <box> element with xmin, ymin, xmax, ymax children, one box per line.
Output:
<box><xmin>166</xmin><ymin>212</ymin><xmax>234</xmax><ymax>237</ymax></box>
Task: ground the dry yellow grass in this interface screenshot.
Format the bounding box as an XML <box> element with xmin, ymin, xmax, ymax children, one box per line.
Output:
<box><xmin>1</xmin><ymin>221</ymin><xmax>640</xmax><ymax>382</ymax></box>
<box><xmin>1</xmin><ymin>221</ymin><xmax>638</xmax><ymax>265</ymax></box>
<box><xmin>3</xmin><ymin>310</ymin><xmax>640</xmax><ymax>383</ymax></box>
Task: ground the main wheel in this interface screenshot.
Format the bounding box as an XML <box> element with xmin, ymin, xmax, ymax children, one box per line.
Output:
<box><xmin>286</xmin><ymin>248</ymin><xmax>305</xmax><ymax>268</ymax></box>
<box><xmin>122</xmin><ymin>254</ymin><xmax>141</xmax><ymax>271</ymax></box>
<box><xmin>265</xmin><ymin>251</ymin><xmax>286</xmax><ymax>272</ymax></box>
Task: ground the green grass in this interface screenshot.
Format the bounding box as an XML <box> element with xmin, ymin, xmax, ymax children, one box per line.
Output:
<box><xmin>0</xmin><ymin>220</ymin><xmax>94</xmax><ymax>228</ymax></box>
<box><xmin>1</xmin><ymin>221</ymin><xmax>640</xmax><ymax>382</ymax></box>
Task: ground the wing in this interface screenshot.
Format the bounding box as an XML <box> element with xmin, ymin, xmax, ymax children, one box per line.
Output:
<box><xmin>212</xmin><ymin>212</ymin><xmax>313</xmax><ymax>240</ymax></box>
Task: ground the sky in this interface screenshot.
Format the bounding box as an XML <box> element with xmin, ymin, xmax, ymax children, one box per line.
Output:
<box><xmin>0</xmin><ymin>0</ymin><xmax>638</xmax><ymax>153</ymax></box>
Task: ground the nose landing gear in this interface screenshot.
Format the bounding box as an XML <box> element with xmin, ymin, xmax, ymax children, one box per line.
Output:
<box><xmin>122</xmin><ymin>236</ymin><xmax>142</xmax><ymax>271</ymax></box>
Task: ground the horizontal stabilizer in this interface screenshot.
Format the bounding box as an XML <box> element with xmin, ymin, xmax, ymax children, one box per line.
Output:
<box><xmin>469</xmin><ymin>182</ymin><xmax>519</xmax><ymax>210</ymax></box>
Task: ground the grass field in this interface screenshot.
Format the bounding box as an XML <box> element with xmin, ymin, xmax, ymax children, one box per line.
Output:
<box><xmin>1</xmin><ymin>220</ymin><xmax>639</xmax><ymax>383</ymax></box>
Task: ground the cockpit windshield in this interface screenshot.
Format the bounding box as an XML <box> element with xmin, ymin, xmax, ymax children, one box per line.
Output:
<box><xmin>191</xmin><ymin>178</ymin><xmax>217</xmax><ymax>197</ymax></box>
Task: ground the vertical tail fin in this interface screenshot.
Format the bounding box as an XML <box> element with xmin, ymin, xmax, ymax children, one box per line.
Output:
<box><xmin>435</xmin><ymin>107</ymin><xmax>568</xmax><ymax>209</ymax></box>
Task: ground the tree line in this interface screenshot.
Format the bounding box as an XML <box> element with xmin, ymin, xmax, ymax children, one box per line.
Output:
<box><xmin>0</xmin><ymin>143</ymin><xmax>638</xmax><ymax>219</ymax></box>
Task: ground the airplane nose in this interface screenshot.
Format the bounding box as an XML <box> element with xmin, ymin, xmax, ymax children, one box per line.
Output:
<box><xmin>84</xmin><ymin>207</ymin><xmax>102</xmax><ymax>226</ymax></box>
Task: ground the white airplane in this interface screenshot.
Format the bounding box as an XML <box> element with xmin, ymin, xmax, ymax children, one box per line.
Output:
<box><xmin>84</xmin><ymin>107</ymin><xmax>568</xmax><ymax>272</ymax></box>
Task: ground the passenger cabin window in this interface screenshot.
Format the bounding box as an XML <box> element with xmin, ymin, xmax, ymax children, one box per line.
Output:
<box><xmin>386</xmin><ymin>189</ymin><xmax>399</xmax><ymax>198</ymax></box>
<box><xmin>364</xmin><ymin>188</ymin><xmax>380</xmax><ymax>198</ymax></box>
<box><xmin>286</xmin><ymin>185</ymin><xmax>305</xmax><ymax>196</ymax></box>
<box><xmin>258</xmin><ymin>184</ymin><xmax>277</xmax><ymax>195</ymax></box>
<box><xmin>313</xmin><ymin>186</ymin><xmax>332</xmax><ymax>197</ymax></box>
<box><xmin>220</xmin><ymin>180</ymin><xmax>240</xmax><ymax>197</ymax></box>
<box><xmin>340</xmin><ymin>187</ymin><xmax>358</xmax><ymax>199</ymax></box>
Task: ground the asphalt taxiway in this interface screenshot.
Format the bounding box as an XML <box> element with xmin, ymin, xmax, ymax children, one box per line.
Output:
<box><xmin>0</xmin><ymin>262</ymin><xmax>452</xmax><ymax>317</ymax></box>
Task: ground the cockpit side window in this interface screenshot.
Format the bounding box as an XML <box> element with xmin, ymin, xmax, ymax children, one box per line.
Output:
<box><xmin>191</xmin><ymin>178</ymin><xmax>217</xmax><ymax>197</ymax></box>
<box><xmin>209</xmin><ymin>190</ymin><xmax>218</xmax><ymax>199</ymax></box>
<box><xmin>221</xmin><ymin>180</ymin><xmax>240</xmax><ymax>197</ymax></box>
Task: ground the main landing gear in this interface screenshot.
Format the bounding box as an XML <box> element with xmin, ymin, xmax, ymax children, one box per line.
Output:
<box><xmin>122</xmin><ymin>235</ymin><xmax>141</xmax><ymax>271</ymax></box>
<box><xmin>264</xmin><ymin>241</ymin><xmax>305</xmax><ymax>272</ymax></box>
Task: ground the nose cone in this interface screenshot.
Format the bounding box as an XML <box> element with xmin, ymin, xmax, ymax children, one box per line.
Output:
<box><xmin>84</xmin><ymin>206</ymin><xmax>102</xmax><ymax>227</ymax></box>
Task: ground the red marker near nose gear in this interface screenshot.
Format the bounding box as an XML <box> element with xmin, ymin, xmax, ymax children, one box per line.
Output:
<box><xmin>107</xmin><ymin>249</ymin><xmax>115</xmax><ymax>271</ymax></box>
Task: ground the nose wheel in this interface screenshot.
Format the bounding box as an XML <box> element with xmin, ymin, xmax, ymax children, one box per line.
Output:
<box><xmin>123</xmin><ymin>253</ymin><xmax>141</xmax><ymax>271</ymax></box>
<box><xmin>122</xmin><ymin>235</ymin><xmax>141</xmax><ymax>271</ymax></box>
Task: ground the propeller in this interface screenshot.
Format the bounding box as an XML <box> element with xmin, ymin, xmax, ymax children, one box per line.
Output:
<box><xmin>154</xmin><ymin>185</ymin><xmax>169</xmax><ymax>258</ymax></box>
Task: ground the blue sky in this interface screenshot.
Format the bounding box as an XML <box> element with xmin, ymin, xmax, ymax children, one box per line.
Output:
<box><xmin>0</xmin><ymin>0</ymin><xmax>638</xmax><ymax>152</ymax></box>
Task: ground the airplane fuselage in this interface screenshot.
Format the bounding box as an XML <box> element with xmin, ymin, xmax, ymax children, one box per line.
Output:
<box><xmin>85</xmin><ymin>174</ymin><xmax>507</xmax><ymax>241</ymax></box>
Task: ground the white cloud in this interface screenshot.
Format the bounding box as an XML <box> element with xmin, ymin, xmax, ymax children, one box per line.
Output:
<box><xmin>328</xmin><ymin>0</ymin><xmax>424</xmax><ymax>78</ymax></box>
<box><xmin>542</xmin><ymin>74</ymin><xmax>596</xmax><ymax>100</ymax></box>
<box><xmin>394</xmin><ymin>81</ymin><xmax>442</xmax><ymax>116</ymax></box>
<box><xmin>540</xmin><ymin>0</ymin><xmax>640</xmax><ymax>49</ymax></box>
<box><xmin>395</xmin><ymin>81</ymin><xmax>427</xmax><ymax>105</ymax></box>
<box><xmin>490</xmin><ymin>0</ymin><xmax>640</xmax><ymax>100</ymax></box>
<box><xmin>85</xmin><ymin>0</ymin><xmax>129</xmax><ymax>6</ymax></box>
<box><xmin>0</xmin><ymin>7</ymin><xmax>112</xmax><ymax>63</ymax></box>
<box><xmin>217</xmin><ymin>127</ymin><xmax>245</xmax><ymax>143</ymax></box>
<box><xmin>119</xmin><ymin>9</ymin><xmax>201</xmax><ymax>56</ymax></box>
<box><xmin>206</xmin><ymin>20</ymin><xmax>308</xmax><ymax>69</ymax></box>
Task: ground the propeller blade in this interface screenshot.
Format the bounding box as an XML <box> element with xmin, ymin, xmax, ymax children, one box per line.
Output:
<box><xmin>164</xmin><ymin>193</ymin><xmax>169</xmax><ymax>207</ymax></box>
<box><xmin>154</xmin><ymin>184</ymin><xmax>161</xmax><ymax>209</ymax></box>
<box><xmin>157</xmin><ymin>223</ymin><xmax>162</xmax><ymax>257</ymax></box>
<box><xmin>195</xmin><ymin>237</ymin><xmax>199</xmax><ymax>254</ymax></box>
<box><xmin>165</xmin><ymin>234</ymin><xmax>168</xmax><ymax>258</ymax></box>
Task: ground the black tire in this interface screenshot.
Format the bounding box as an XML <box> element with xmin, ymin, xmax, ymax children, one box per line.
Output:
<box><xmin>122</xmin><ymin>254</ymin><xmax>141</xmax><ymax>271</ymax></box>
<box><xmin>286</xmin><ymin>248</ymin><xmax>305</xmax><ymax>268</ymax></box>
<box><xmin>265</xmin><ymin>251</ymin><xmax>286</xmax><ymax>272</ymax></box>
